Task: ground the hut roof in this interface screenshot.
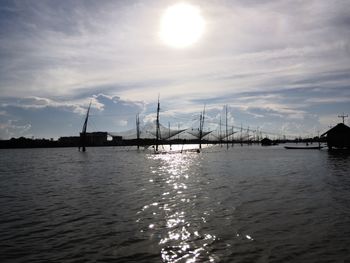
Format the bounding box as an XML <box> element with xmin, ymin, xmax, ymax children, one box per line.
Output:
<box><xmin>321</xmin><ymin>123</ymin><xmax>350</xmax><ymax>137</ymax></box>
<box><xmin>261</xmin><ymin>137</ymin><xmax>272</xmax><ymax>143</ymax></box>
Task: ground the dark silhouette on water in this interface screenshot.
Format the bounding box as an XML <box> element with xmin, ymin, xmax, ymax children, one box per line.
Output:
<box><xmin>155</xmin><ymin>95</ymin><xmax>161</xmax><ymax>153</ymax></box>
<box><xmin>261</xmin><ymin>137</ymin><xmax>273</xmax><ymax>146</ymax></box>
<box><xmin>136</xmin><ymin>113</ymin><xmax>141</xmax><ymax>150</ymax></box>
<box><xmin>79</xmin><ymin>101</ymin><xmax>91</xmax><ymax>152</ymax></box>
<box><xmin>199</xmin><ymin>105</ymin><xmax>206</xmax><ymax>151</ymax></box>
<box><xmin>321</xmin><ymin>122</ymin><xmax>350</xmax><ymax>150</ymax></box>
<box><xmin>284</xmin><ymin>145</ymin><xmax>323</xmax><ymax>150</ymax></box>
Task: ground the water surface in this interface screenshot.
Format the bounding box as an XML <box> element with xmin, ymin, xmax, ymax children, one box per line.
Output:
<box><xmin>0</xmin><ymin>146</ymin><xmax>349</xmax><ymax>262</ymax></box>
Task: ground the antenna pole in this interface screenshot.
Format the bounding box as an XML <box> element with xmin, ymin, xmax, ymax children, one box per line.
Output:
<box><xmin>338</xmin><ymin>113</ymin><xmax>348</xmax><ymax>124</ymax></box>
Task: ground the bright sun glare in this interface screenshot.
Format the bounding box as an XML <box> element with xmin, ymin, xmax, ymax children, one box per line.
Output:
<box><xmin>160</xmin><ymin>3</ymin><xmax>205</xmax><ymax>48</ymax></box>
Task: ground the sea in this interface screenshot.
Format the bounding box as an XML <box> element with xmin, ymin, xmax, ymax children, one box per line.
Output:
<box><xmin>0</xmin><ymin>145</ymin><xmax>350</xmax><ymax>263</ymax></box>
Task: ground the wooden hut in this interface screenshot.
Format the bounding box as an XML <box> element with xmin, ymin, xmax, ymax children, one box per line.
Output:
<box><xmin>321</xmin><ymin>123</ymin><xmax>350</xmax><ymax>149</ymax></box>
<box><xmin>261</xmin><ymin>137</ymin><xmax>273</xmax><ymax>146</ymax></box>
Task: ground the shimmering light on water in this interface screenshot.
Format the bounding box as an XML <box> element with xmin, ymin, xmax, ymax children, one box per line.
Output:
<box><xmin>0</xmin><ymin>146</ymin><xmax>350</xmax><ymax>262</ymax></box>
<box><xmin>142</xmin><ymin>151</ymin><xmax>217</xmax><ymax>262</ymax></box>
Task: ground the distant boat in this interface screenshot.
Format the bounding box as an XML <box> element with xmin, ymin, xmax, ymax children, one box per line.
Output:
<box><xmin>284</xmin><ymin>145</ymin><xmax>323</xmax><ymax>150</ymax></box>
<box><xmin>261</xmin><ymin>137</ymin><xmax>278</xmax><ymax>146</ymax></box>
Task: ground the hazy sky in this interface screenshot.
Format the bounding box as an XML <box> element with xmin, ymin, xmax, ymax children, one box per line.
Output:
<box><xmin>0</xmin><ymin>0</ymin><xmax>349</xmax><ymax>139</ymax></box>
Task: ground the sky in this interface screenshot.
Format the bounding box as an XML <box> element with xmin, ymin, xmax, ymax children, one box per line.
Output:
<box><xmin>0</xmin><ymin>0</ymin><xmax>349</xmax><ymax>140</ymax></box>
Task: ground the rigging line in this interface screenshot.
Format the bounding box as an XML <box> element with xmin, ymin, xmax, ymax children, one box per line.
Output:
<box><xmin>203</xmin><ymin>119</ymin><xmax>286</xmax><ymax>136</ymax></box>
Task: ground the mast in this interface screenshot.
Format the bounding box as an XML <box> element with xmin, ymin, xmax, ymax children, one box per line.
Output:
<box><xmin>226</xmin><ymin>105</ymin><xmax>228</xmax><ymax>149</ymax></box>
<box><xmin>199</xmin><ymin>105</ymin><xmax>205</xmax><ymax>150</ymax></box>
<box><xmin>247</xmin><ymin>126</ymin><xmax>250</xmax><ymax>145</ymax></box>
<box><xmin>136</xmin><ymin>113</ymin><xmax>140</xmax><ymax>150</ymax></box>
<box><xmin>168</xmin><ymin>122</ymin><xmax>171</xmax><ymax>140</ymax></box>
<box><xmin>231</xmin><ymin>126</ymin><xmax>234</xmax><ymax>147</ymax></box>
<box><xmin>168</xmin><ymin>122</ymin><xmax>171</xmax><ymax>150</ymax></box>
<box><xmin>240</xmin><ymin>123</ymin><xmax>243</xmax><ymax>146</ymax></box>
<box><xmin>199</xmin><ymin>113</ymin><xmax>202</xmax><ymax>149</ymax></box>
<box><xmin>155</xmin><ymin>95</ymin><xmax>160</xmax><ymax>152</ymax></box>
<box><xmin>219</xmin><ymin>116</ymin><xmax>222</xmax><ymax>147</ymax></box>
<box><xmin>80</xmin><ymin>101</ymin><xmax>91</xmax><ymax>152</ymax></box>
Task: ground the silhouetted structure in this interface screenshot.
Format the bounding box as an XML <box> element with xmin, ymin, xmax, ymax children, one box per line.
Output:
<box><xmin>321</xmin><ymin>123</ymin><xmax>350</xmax><ymax>149</ymax></box>
<box><xmin>155</xmin><ymin>96</ymin><xmax>161</xmax><ymax>152</ymax></box>
<box><xmin>79</xmin><ymin>102</ymin><xmax>91</xmax><ymax>152</ymax></box>
<box><xmin>112</xmin><ymin>135</ymin><xmax>123</xmax><ymax>144</ymax></box>
<box><xmin>59</xmin><ymin>136</ymin><xmax>80</xmax><ymax>145</ymax></box>
<box><xmin>136</xmin><ymin>113</ymin><xmax>140</xmax><ymax>149</ymax></box>
<box><xmin>261</xmin><ymin>137</ymin><xmax>272</xmax><ymax>146</ymax></box>
<box><xmin>0</xmin><ymin>137</ymin><xmax>57</xmax><ymax>148</ymax></box>
<box><xmin>199</xmin><ymin>106</ymin><xmax>206</xmax><ymax>150</ymax></box>
<box><xmin>84</xmin><ymin>132</ymin><xmax>108</xmax><ymax>145</ymax></box>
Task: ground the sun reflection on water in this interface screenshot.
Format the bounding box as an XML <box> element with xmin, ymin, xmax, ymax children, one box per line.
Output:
<box><xmin>137</xmin><ymin>152</ymin><xmax>217</xmax><ymax>262</ymax></box>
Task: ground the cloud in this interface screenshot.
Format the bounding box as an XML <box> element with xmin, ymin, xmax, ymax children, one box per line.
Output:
<box><xmin>0</xmin><ymin>96</ymin><xmax>94</xmax><ymax>115</ymax></box>
<box><xmin>1</xmin><ymin>0</ymin><xmax>349</xmax><ymax>97</ymax></box>
<box><xmin>0</xmin><ymin>0</ymin><xmax>349</xmax><ymax>138</ymax></box>
<box><xmin>0</xmin><ymin>120</ymin><xmax>32</xmax><ymax>139</ymax></box>
<box><xmin>0</xmin><ymin>93</ymin><xmax>144</xmax><ymax>139</ymax></box>
<box><xmin>305</xmin><ymin>97</ymin><xmax>350</xmax><ymax>104</ymax></box>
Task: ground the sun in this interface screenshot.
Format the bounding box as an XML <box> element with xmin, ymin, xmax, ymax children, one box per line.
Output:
<box><xmin>159</xmin><ymin>3</ymin><xmax>205</xmax><ymax>48</ymax></box>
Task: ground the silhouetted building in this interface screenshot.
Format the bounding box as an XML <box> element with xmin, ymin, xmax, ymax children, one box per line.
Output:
<box><xmin>261</xmin><ymin>137</ymin><xmax>272</xmax><ymax>146</ymax></box>
<box><xmin>321</xmin><ymin>123</ymin><xmax>350</xmax><ymax>149</ymax></box>
<box><xmin>112</xmin><ymin>135</ymin><xmax>123</xmax><ymax>143</ymax></box>
<box><xmin>0</xmin><ymin>137</ymin><xmax>57</xmax><ymax>148</ymax></box>
<box><xmin>59</xmin><ymin>136</ymin><xmax>80</xmax><ymax>145</ymax></box>
<box><xmin>79</xmin><ymin>132</ymin><xmax>108</xmax><ymax>145</ymax></box>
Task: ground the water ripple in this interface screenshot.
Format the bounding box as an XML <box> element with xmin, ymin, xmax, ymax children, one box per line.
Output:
<box><xmin>0</xmin><ymin>147</ymin><xmax>350</xmax><ymax>262</ymax></box>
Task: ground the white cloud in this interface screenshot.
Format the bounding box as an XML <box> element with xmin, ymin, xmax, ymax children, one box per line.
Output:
<box><xmin>0</xmin><ymin>0</ymin><xmax>349</xmax><ymax>137</ymax></box>
<box><xmin>0</xmin><ymin>120</ymin><xmax>32</xmax><ymax>139</ymax></box>
<box><xmin>306</xmin><ymin>97</ymin><xmax>350</xmax><ymax>104</ymax></box>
